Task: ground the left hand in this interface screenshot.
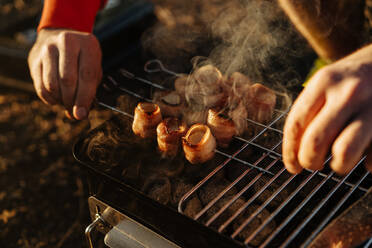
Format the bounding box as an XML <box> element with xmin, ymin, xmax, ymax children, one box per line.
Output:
<box><xmin>283</xmin><ymin>44</ymin><xmax>372</xmax><ymax>175</ymax></box>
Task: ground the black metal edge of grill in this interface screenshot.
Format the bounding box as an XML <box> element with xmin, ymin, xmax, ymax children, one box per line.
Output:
<box><xmin>72</xmin><ymin>117</ymin><xmax>247</xmax><ymax>248</ymax></box>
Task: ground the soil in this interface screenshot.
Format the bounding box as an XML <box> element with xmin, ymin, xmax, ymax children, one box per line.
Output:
<box><xmin>0</xmin><ymin>87</ymin><xmax>114</xmax><ymax>248</ymax></box>
<box><xmin>0</xmin><ymin>0</ymin><xmax>42</xmax><ymax>34</ymax></box>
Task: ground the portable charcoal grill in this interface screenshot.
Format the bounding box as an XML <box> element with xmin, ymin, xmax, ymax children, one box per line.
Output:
<box><xmin>72</xmin><ymin>46</ymin><xmax>372</xmax><ymax>248</ymax></box>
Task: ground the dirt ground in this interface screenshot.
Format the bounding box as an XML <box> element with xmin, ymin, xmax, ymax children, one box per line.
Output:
<box><xmin>0</xmin><ymin>87</ymin><xmax>114</xmax><ymax>248</ymax></box>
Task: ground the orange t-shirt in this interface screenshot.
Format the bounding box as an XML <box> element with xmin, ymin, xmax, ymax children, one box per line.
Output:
<box><xmin>38</xmin><ymin>0</ymin><xmax>107</xmax><ymax>33</ymax></box>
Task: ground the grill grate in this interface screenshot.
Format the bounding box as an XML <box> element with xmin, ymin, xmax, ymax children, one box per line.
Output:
<box><xmin>97</xmin><ymin>60</ymin><xmax>372</xmax><ymax>248</ymax></box>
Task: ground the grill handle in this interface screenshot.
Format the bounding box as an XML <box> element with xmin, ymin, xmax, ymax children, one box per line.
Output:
<box><xmin>85</xmin><ymin>213</ymin><xmax>108</xmax><ymax>248</ymax></box>
<box><xmin>86</xmin><ymin>196</ymin><xmax>181</xmax><ymax>248</ymax></box>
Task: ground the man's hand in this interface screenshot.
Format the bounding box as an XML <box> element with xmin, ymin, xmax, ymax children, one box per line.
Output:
<box><xmin>283</xmin><ymin>44</ymin><xmax>372</xmax><ymax>175</ymax></box>
<box><xmin>28</xmin><ymin>28</ymin><xmax>102</xmax><ymax>120</ymax></box>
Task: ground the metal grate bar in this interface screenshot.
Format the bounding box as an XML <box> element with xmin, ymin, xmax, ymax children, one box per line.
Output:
<box><xmin>301</xmin><ymin>168</ymin><xmax>370</xmax><ymax>247</ymax></box>
<box><xmin>179</xmin><ymin>111</ymin><xmax>287</xmax><ymax>214</ymax></box>
<box><xmin>213</xmin><ymin>157</ymin><xmax>280</xmax><ymax>231</ymax></box>
<box><xmin>364</xmin><ymin>237</ymin><xmax>372</xmax><ymax>248</ymax></box>
<box><xmin>233</xmin><ymin>171</ymin><xmax>297</xmax><ymax>239</ymax></box>
<box><xmin>279</xmin><ymin>160</ymin><xmax>362</xmax><ymax>248</ymax></box>
<box><xmin>180</xmin><ymin>113</ymin><xmax>285</xmax><ymax>214</ymax></box>
<box><xmin>260</xmin><ymin>166</ymin><xmax>334</xmax><ymax>247</ymax></box>
<box><xmin>195</xmin><ymin>153</ymin><xmax>268</xmax><ymax>221</ymax></box>
<box><xmin>215</xmin><ymin>150</ymin><xmax>274</xmax><ymax>175</ymax></box>
<box><xmin>314</xmin><ymin>170</ymin><xmax>369</xmax><ymax>193</ymax></box>
<box><xmin>218</xmin><ymin>158</ymin><xmax>283</xmax><ymax>233</ymax></box>
<box><xmin>245</xmin><ymin>118</ymin><xmax>284</xmax><ymax>134</ymax></box>
<box><xmin>205</xmin><ymin>150</ymin><xmax>281</xmax><ymax>226</ymax></box>
<box><xmin>244</xmin><ymin>170</ymin><xmax>319</xmax><ymax>244</ymax></box>
<box><xmin>120</xmin><ymin>68</ymin><xmax>167</xmax><ymax>90</ymax></box>
<box><xmin>178</xmin><ymin>141</ymin><xmax>257</xmax><ymax>213</ymax></box>
<box><xmin>234</xmin><ymin>136</ymin><xmax>282</xmax><ymax>158</ymax></box>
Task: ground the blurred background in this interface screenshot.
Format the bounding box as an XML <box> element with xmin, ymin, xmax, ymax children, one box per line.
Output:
<box><xmin>0</xmin><ymin>1</ymin><xmax>138</xmax><ymax>247</ymax></box>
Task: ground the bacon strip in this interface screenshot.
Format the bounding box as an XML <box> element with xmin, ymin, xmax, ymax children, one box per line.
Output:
<box><xmin>132</xmin><ymin>102</ymin><xmax>162</xmax><ymax>138</ymax></box>
<box><xmin>157</xmin><ymin>117</ymin><xmax>187</xmax><ymax>158</ymax></box>
<box><xmin>182</xmin><ymin>124</ymin><xmax>216</xmax><ymax>164</ymax></box>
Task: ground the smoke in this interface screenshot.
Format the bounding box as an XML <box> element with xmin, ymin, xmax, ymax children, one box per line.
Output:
<box><xmin>143</xmin><ymin>0</ymin><xmax>315</xmax><ymax>132</ymax></box>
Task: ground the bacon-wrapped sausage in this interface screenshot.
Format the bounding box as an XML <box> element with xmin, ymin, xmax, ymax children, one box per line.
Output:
<box><xmin>132</xmin><ymin>102</ymin><xmax>162</xmax><ymax>138</ymax></box>
<box><xmin>174</xmin><ymin>74</ymin><xmax>189</xmax><ymax>97</ymax></box>
<box><xmin>207</xmin><ymin>109</ymin><xmax>236</xmax><ymax>148</ymax></box>
<box><xmin>225</xmin><ymin>71</ymin><xmax>253</xmax><ymax>98</ymax></box>
<box><xmin>182</xmin><ymin>124</ymin><xmax>216</xmax><ymax>164</ymax></box>
<box><xmin>157</xmin><ymin>117</ymin><xmax>188</xmax><ymax>158</ymax></box>
<box><xmin>153</xmin><ymin>91</ymin><xmax>184</xmax><ymax>118</ymax></box>
<box><xmin>246</xmin><ymin>83</ymin><xmax>276</xmax><ymax>124</ymax></box>
<box><xmin>187</xmin><ymin>65</ymin><xmax>226</xmax><ymax>108</ymax></box>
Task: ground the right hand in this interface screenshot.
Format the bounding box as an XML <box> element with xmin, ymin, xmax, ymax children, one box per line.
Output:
<box><xmin>28</xmin><ymin>28</ymin><xmax>102</xmax><ymax>120</ymax></box>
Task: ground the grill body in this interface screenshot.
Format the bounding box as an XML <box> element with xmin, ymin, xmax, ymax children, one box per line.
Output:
<box><xmin>73</xmin><ymin>34</ymin><xmax>371</xmax><ymax>248</ymax></box>
<box><xmin>74</xmin><ymin>123</ymin><xmax>244</xmax><ymax>248</ymax></box>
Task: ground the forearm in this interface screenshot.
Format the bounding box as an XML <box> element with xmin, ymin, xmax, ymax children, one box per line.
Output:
<box><xmin>278</xmin><ymin>0</ymin><xmax>366</xmax><ymax>62</ymax></box>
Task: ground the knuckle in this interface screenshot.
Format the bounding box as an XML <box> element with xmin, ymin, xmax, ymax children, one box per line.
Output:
<box><xmin>86</xmin><ymin>33</ymin><xmax>98</xmax><ymax>44</ymax></box>
<box><xmin>60</xmin><ymin>72</ymin><xmax>77</xmax><ymax>87</ymax></box>
<box><xmin>316</xmin><ymin>67</ymin><xmax>342</xmax><ymax>86</ymax></box>
<box><xmin>308</xmin><ymin>135</ymin><xmax>323</xmax><ymax>154</ymax></box>
<box><xmin>41</xmin><ymin>44</ymin><xmax>57</xmax><ymax>58</ymax></box>
<box><xmin>344</xmin><ymin>79</ymin><xmax>364</xmax><ymax>102</ymax></box>
<box><xmin>58</xmin><ymin>31</ymin><xmax>75</xmax><ymax>47</ymax></box>
<box><xmin>356</xmin><ymin>62</ymin><xmax>372</xmax><ymax>76</ymax></box>
<box><xmin>44</xmin><ymin>78</ymin><xmax>58</xmax><ymax>92</ymax></box>
<box><xmin>45</xmin><ymin>43</ymin><xmax>56</xmax><ymax>54</ymax></box>
<box><xmin>332</xmin><ymin>141</ymin><xmax>354</xmax><ymax>165</ymax></box>
<box><xmin>79</xmin><ymin>67</ymin><xmax>96</xmax><ymax>81</ymax></box>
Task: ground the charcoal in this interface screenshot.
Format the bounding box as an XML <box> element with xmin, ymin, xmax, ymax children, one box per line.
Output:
<box><xmin>158</xmin><ymin>157</ymin><xmax>185</xmax><ymax>178</ymax></box>
<box><xmin>207</xmin><ymin>198</ymin><xmax>246</xmax><ymax>229</ymax></box>
<box><xmin>199</xmin><ymin>178</ymin><xmax>245</xmax><ymax>228</ymax></box>
<box><xmin>116</xmin><ymin>94</ymin><xmax>138</xmax><ymax>115</ymax></box>
<box><xmin>199</xmin><ymin>177</ymin><xmax>237</xmax><ymax>204</ymax></box>
<box><xmin>143</xmin><ymin>175</ymin><xmax>172</xmax><ymax>205</ymax></box>
<box><xmin>172</xmin><ymin>179</ymin><xmax>203</xmax><ymax>218</ymax></box>
<box><xmin>252</xmin><ymin>174</ymin><xmax>289</xmax><ymax>211</ymax></box>
<box><xmin>171</xmin><ymin>179</ymin><xmax>194</xmax><ymax>206</ymax></box>
<box><xmin>233</xmin><ymin>204</ymin><xmax>276</xmax><ymax>247</ymax></box>
<box><xmin>184</xmin><ymin>196</ymin><xmax>203</xmax><ymax>219</ymax></box>
<box><xmin>121</xmin><ymin>161</ymin><xmax>142</xmax><ymax>187</ymax></box>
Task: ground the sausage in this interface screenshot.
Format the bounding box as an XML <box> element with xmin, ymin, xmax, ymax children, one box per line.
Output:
<box><xmin>182</xmin><ymin>124</ymin><xmax>216</xmax><ymax>164</ymax></box>
<box><xmin>207</xmin><ymin>109</ymin><xmax>236</xmax><ymax>148</ymax></box>
<box><xmin>132</xmin><ymin>102</ymin><xmax>162</xmax><ymax>138</ymax></box>
<box><xmin>157</xmin><ymin>117</ymin><xmax>187</xmax><ymax>158</ymax></box>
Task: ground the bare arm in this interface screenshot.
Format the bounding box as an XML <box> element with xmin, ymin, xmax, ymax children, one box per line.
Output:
<box><xmin>278</xmin><ymin>0</ymin><xmax>365</xmax><ymax>61</ymax></box>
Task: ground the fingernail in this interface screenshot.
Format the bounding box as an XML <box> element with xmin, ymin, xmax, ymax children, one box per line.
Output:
<box><xmin>75</xmin><ymin>107</ymin><xmax>87</xmax><ymax>120</ymax></box>
<box><xmin>64</xmin><ymin>110</ymin><xmax>74</xmax><ymax>120</ymax></box>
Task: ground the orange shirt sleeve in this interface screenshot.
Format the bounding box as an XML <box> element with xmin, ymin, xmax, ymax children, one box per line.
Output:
<box><xmin>37</xmin><ymin>0</ymin><xmax>107</xmax><ymax>33</ymax></box>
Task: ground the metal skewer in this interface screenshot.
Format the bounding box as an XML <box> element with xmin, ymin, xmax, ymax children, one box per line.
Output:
<box><xmin>95</xmin><ymin>99</ymin><xmax>134</xmax><ymax>118</ymax></box>
<box><xmin>144</xmin><ymin>59</ymin><xmax>182</xmax><ymax>77</ymax></box>
<box><xmin>120</xmin><ymin>68</ymin><xmax>166</xmax><ymax>90</ymax></box>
